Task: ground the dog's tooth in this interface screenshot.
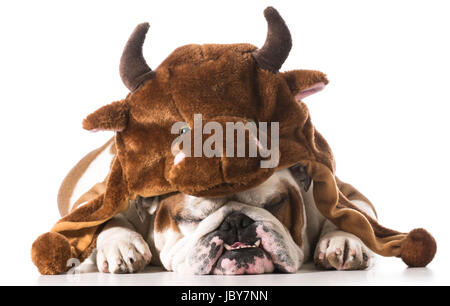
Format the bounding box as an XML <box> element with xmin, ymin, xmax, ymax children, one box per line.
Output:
<box><xmin>255</xmin><ymin>240</ymin><xmax>261</xmax><ymax>247</ymax></box>
<box><xmin>224</xmin><ymin>243</ymin><xmax>231</xmax><ymax>251</ymax></box>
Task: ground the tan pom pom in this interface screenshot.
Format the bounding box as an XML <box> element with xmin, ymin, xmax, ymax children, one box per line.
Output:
<box><xmin>31</xmin><ymin>232</ymin><xmax>73</xmax><ymax>275</ymax></box>
<box><xmin>400</xmin><ymin>228</ymin><xmax>436</xmax><ymax>267</ymax></box>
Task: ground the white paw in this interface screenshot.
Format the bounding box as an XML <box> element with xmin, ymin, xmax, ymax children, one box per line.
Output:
<box><xmin>96</xmin><ymin>230</ymin><xmax>152</xmax><ymax>274</ymax></box>
<box><xmin>314</xmin><ymin>231</ymin><xmax>373</xmax><ymax>270</ymax></box>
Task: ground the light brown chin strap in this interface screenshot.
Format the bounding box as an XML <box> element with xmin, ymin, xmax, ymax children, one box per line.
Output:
<box><xmin>57</xmin><ymin>138</ymin><xmax>114</xmax><ymax>216</ymax></box>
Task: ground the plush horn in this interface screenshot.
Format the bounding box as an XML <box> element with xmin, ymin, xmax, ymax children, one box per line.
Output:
<box><xmin>252</xmin><ymin>7</ymin><xmax>292</xmax><ymax>73</ymax></box>
<box><xmin>120</xmin><ymin>22</ymin><xmax>154</xmax><ymax>91</ymax></box>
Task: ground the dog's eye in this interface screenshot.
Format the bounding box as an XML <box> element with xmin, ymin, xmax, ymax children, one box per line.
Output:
<box><xmin>175</xmin><ymin>214</ymin><xmax>202</xmax><ymax>224</ymax></box>
<box><xmin>264</xmin><ymin>194</ymin><xmax>288</xmax><ymax>212</ymax></box>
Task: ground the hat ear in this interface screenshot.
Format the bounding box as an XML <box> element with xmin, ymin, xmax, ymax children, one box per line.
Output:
<box><xmin>82</xmin><ymin>100</ymin><xmax>129</xmax><ymax>132</ymax></box>
<box><xmin>281</xmin><ymin>70</ymin><xmax>329</xmax><ymax>101</ymax></box>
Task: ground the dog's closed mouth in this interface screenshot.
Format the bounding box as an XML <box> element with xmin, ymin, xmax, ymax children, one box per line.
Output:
<box><xmin>223</xmin><ymin>239</ymin><xmax>261</xmax><ymax>251</ymax></box>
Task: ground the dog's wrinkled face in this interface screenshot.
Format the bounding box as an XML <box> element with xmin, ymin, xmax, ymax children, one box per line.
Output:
<box><xmin>153</xmin><ymin>168</ymin><xmax>307</xmax><ymax>275</ymax></box>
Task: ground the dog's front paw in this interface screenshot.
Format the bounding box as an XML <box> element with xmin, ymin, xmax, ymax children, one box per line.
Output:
<box><xmin>96</xmin><ymin>231</ymin><xmax>152</xmax><ymax>274</ymax></box>
<box><xmin>314</xmin><ymin>231</ymin><xmax>373</xmax><ymax>270</ymax></box>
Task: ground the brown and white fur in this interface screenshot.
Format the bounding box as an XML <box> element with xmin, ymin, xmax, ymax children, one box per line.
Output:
<box><xmin>94</xmin><ymin>169</ymin><xmax>376</xmax><ymax>274</ymax></box>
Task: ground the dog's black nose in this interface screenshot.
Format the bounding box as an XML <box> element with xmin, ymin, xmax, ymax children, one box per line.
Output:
<box><xmin>220</xmin><ymin>212</ymin><xmax>254</xmax><ymax>232</ymax></box>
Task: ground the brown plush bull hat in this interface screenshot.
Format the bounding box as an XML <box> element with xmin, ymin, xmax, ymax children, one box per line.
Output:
<box><xmin>32</xmin><ymin>7</ymin><xmax>436</xmax><ymax>274</ymax></box>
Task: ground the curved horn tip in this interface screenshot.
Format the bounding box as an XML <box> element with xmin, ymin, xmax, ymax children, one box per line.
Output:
<box><xmin>263</xmin><ymin>6</ymin><xmax>281</xmax><ymax>20</ymax></box>
<box><xmin>136</xmin><ymin>22</ymin><xmax>150</xmax><ymax>33</ymax></box>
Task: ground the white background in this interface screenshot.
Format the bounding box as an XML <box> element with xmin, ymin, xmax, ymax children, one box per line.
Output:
<box><xmin>0</xmin><ymin>0</ymin><xmax>449</xmax><ymax>285</ymax></box>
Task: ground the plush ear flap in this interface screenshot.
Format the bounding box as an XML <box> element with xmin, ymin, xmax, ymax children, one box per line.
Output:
<box><xmin>82</xmin><ymin>100</ymin><xmax>129</xmax><ymax>132</ymax></box>
<box><xmin>281</xmin><ymin>70</ymin><xmax>329</xmax><ymax>101</ymax></box>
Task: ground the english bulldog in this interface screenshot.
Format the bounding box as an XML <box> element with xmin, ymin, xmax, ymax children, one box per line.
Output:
<box><xmin>95</xmin><ymin>166</ymin><xmax>376</xmax><ymax>274</ymax></box>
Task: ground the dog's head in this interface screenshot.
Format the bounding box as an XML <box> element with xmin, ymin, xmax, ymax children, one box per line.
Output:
<box><xmin>152</xmin><ymin>166</ymin><xmax>310</xmax><ymax>275</ymax></box>
<box><xmin>82</xmin><ymin>7</ymin><xmax>330</xmax><ymax>198</ymax></box>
